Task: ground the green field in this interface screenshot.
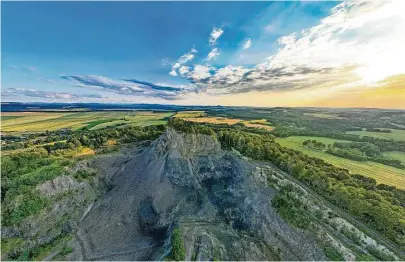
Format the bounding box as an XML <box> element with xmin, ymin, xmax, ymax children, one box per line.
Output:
<box><xmin>277</xmin><ymin>136</ymin><xmax>405</xmax><ymax>189</ymax></box>
<box><xmin>383</xmin><ymin>151</ymin><xmax>405</xmax><ymax>164</ymax></box>
<box><xmin>347</xmin><ymin>128</ymin><xmax>405</xmax><ymax>141</ymax></box>
<box><xmin>0</xmin><ymin>111</ymin><xmax>174</xmax><ymax>134</ymax></box>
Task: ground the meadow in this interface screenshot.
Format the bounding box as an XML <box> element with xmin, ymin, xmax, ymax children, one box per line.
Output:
<box><xmin>347</xmin><ymin>128</ymin><xmax>405</xmax><ymax>141</ymax></box>
<box><xmin>1</xmin><ymin>111</ymin><xmax>173</xmax><ymax>134</ymax></box>
<box><xmin>383</xmin><ymin>151</ymin><xmax>405</xmax><ymax>164</ymax></box>
<box><xmin>277</xmin><ymin>136</ymin><xmax>405</xmax><ymax>189</ymax></box>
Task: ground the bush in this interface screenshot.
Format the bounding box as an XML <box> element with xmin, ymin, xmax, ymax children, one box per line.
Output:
<box><xmin>170</xmin><ymin>227</ymin><xmax>186</xmax><ymax>261</ymax></box>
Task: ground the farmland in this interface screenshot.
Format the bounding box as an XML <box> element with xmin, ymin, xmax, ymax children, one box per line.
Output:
<box><xmin>174</xmin><ymin>111</ymin><xmax>206</xmax><ymax>118</ymax></box>
<box><xmin>347</xmin><ymin>128</ymin><xmax>405</xmax><ymax>141</ymax></box>
<box><xmin>277</xmin><ymin>136</ymin><xmax>405</xmax><ymax>189</ymax></box>
<box><xmin>176</xmin><ymin>112</ymin><xmax>274</xmax><ymax>131</ymax></box>
<box><xmin>0</xmin><ymin>111</ymin><xmax>174</xmax><ymax>134</ymax></box>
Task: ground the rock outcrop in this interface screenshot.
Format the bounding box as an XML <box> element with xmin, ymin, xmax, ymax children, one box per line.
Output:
<box><xmin>69</xmin><ymin>128</ymin><xmax>326</xmax><ymax>260</ymax></box>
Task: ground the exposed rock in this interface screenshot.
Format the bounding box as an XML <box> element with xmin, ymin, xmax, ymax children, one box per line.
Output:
<box><xmin>69</xmin><ymin>128</ymin><xmax>327</xmax><ymax>260</ymax></box>
<box><xmin>36</xmin><ymin>175</ymin><xmax>88</xmax><ymax>197</ymax></box>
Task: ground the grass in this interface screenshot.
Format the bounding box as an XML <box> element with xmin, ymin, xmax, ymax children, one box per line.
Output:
<box><xmin>73</xmin><ymin>148</ymin><xmax>96</xmax><ymax>158</ymax></box>
<box><xmin>277</xmin><ymin>136</ymin><xmax>405</xmax><ymax>189</ymax></box>
<box><xmin>347</xmin><ymin>128</ymin><xmax>405</xmax><ymax>141</ymax></box>
<box><xmin>1</xmin><ymin>115</ymin><xmax>25</xmax><ymax>121</ymax></box>
<box><xmin>1</xmin><ymin>111</ymin><xmax>174</xmax><ymax>134</ymax></box>
<box><xmin>244</xmin><ymin>123</ymin><xmax>274</xmax><ymax>131</ymax></box>
<box><xmin>82</xmin><ymin>119</ymin><xmax>115</xmax><ymax>130</ymax></box>
<box><xmin>383</xmin><ymin>151</ymin><xmax>405</xmax><ymax>164</ymax></box>
<box><xmin>174</xmin><ymin>111</ymin><xmax>206</xmax><ymax>118</ymax></box>
<box><xmin>181</xmin><ymin>116</ymin><xmax>274</xmax><ymax>131</ymax></box>
<box><xmin>90</xmin><ymin>120</ymin><xmax>128</xmax><ymax>130</ymax></box>
<box><xmin>182</xmin><ymin>116</ymin><xmax>243</xmax><ymax>125</ymax></box>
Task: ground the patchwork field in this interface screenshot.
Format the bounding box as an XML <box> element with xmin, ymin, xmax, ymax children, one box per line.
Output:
<box><xmin>1</xmin><ymin>111</ymin><xmax>174</xmax><ymax>134</ymax></box>
<box><xmin>177</xmin><ymin>113</ymin><xmax>274</xmax><ymax>131</ymax></box>
<box><xmin>347</xmin><ymin>128</ymin><xmax>405</xmax><ymax>141</ymax></box>
<box><xmin>277</xmin><ymin>136</ymin><xmax>405</xmax><ymax>189</ymax></box>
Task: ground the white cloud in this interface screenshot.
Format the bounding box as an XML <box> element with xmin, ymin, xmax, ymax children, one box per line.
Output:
<box><xmin>243</xmin><ymin>38</ymin><xmax>252</xmax><ymax>50</ymax></box>
<box><xmin>260</xmin><ymin>0</ymin><xmax>405</xmax><ymax>85</ymax></box>
<box><xmin>170</xmin><ymin>48</ymin><xmax>197</xmax><ymax>76</ymax></box>
<box><xmin>187</xmin><ymin>65</ymin><xmax>213</xmax><ymax>81</ymax></box>
<box><xmin>179</xmin><ymin>66</ymin><xmax>190</xmax><ymax>76</ymax></box>
<box><xmin>210</xmin><ymin>66</ymin><xmax>250</xmax><ymax>86</ymax></box>
<box><xmin>209</xmin><ymin>27</ymin><xmax>224</xmax><ymax>46</ymax></box>
<box><xmin>206</xmin><ymin>48</ymin><xmax>220</xmax><ymax>61</ymax></box>
<box><xmin>188</xmin><ymin>0</ymin><xmax>405</xmax><ymax>94</ymax></box>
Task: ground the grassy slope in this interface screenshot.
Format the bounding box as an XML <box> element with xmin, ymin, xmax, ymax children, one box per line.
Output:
<box><xmin>277</xmin><ymin>136</ymin><xmax>405</xmax><ymax>189</ymax></box>
<box><xmin>347</xmin><ymin>129</ymin><xmax>405</xmax><ymax>141</ymax></box>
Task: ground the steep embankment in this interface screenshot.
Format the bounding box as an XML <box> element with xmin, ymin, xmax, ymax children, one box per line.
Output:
<box><xmin>68</xmin><ymin>128</ymin><xmax>326</xmax><ymax>260</ymax></box>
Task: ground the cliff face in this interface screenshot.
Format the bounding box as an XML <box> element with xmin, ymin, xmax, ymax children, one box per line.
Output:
<box><xmin>68</xmin><ymin>128</ymin><xmax>326</xmax><ymax>261</ymax></box>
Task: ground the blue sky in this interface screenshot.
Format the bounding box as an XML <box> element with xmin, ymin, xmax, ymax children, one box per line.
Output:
<box><xmin>2</xmin><ymin>1</ymin><xmax>405</xmax><ymax>108</ymax></box>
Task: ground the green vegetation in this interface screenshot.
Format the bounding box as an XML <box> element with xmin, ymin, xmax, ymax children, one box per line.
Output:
<box><xmin>323</xmin><ymin>245</ymin><xmax>345</xmax><ymax>261</ymax></box>
<box><xmin>383</xmin><ymin>151</ymin><xmax>405</xmax><ymax>164</ymax></box>
<box><xmin>169</xmin><ymin>227</ymin><xmax>186</xmax><ymax>261</ymax></box>
<box><xmin>271</xmin><ymin>185</ymin><xmax>312</xmax><ymax>229</ymax></box>
<box><xmin>81</xmin><ymin>119</ymin><xmax>115</xmax><ymax>130</ymax></box>
<box><xmin>1</xmin><ymin>124</ymin><xmax>166</xmax><ymax>228</ymax></box>
<box><xmin>278</xmin><ymin>136</ymin><xmax>405</xmax><ymax>189</ymax></box>
<box><xmin>12</xmin><ymin>234</ymin><xmax>73</xmax><ymax>261</ymax></box>
<box><xmin>347</xmin><ymin>128</ymin><xmax>405</xmax><ymax>141</ymax></box>
<box><xmin>211</xmin><ymin>126</ymin><xmax>405</xmax><ymax>246</ymax></box>
<box><xmin>1</xmin><ymin>150</ymin><xmax>68</xmax><ymax>226</ymax></box>
<box><xmin>2</xmin><ymin>107</ymin><xmax>405</xmax><ymax>260</ymax></box>
<box><xmin>303</xmin><ymin>139</ymin><xmax>327</xmax><ymax>149</ymax></box>
<box><xmin>303</xmin><ymin>113</ymin><xmax>346</xmax><ymax>120</ymax></box>
<box><xmin>168</xmin><ymin>119</ymin><xmax>405</xmax><ymax>247</ymax></box>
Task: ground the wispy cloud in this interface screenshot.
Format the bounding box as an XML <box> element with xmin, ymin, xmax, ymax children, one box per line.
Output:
<box><xmin>206</xmin><ymin>48</ymin><xmax>220</xmax><ymax>61</ymax></box>
<box><xmin>2</xmin><ymin>88</ymin><xmax>104</xmax><ymax>100</ymax></box>
<box><xmin>242</xmin><ymin>38</ymin><xmax>252</xmax><ymax>50</ymax></box>
<box><xmin>209</xmin><ymin>27</ymin><xmax>224</xmax><ymax>46</ymax></box>
<box><xmin>10</xmin><ymin>65</ymin><xmax>36</xmax><ymax>73</ymax></box>
<box><xmin>61</xmin><ymin>75</ymin><xmax>196</xmax><ymax>100</ymax></box>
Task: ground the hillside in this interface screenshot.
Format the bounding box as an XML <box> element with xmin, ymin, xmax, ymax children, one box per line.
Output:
<box><xmin>2</xmin><ymin>127</ymin><xmax>404</xmax><ymax>261</ymax></box>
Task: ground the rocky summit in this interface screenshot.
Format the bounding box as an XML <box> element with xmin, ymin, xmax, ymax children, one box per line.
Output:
<box><xmin>69</xmin><ymin>128</ymin><xmax>325</xmax><ymax>260</ymax></box>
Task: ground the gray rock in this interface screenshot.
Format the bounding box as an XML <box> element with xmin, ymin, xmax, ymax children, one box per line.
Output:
<box><xmin>70</xmin><ymin>128</ymin><xmax>326</xmax><ymax>261</ymax></box>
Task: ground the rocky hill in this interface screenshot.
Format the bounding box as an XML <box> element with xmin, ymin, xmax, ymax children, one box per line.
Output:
<box><xmin>66</xmin><ymin>128</ymin><xmax>326</xmax><ymax>260</ymax></box>
<box><xmin>4</xmin><ymin>128</ymin><xmax>400</xmax><ymax>261</ymax></box>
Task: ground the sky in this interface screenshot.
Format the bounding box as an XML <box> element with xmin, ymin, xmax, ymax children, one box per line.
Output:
<box><xmin>1</xmin><ymin>0</ymin><xmax>405</xmax><ymax>108</ymax></box>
